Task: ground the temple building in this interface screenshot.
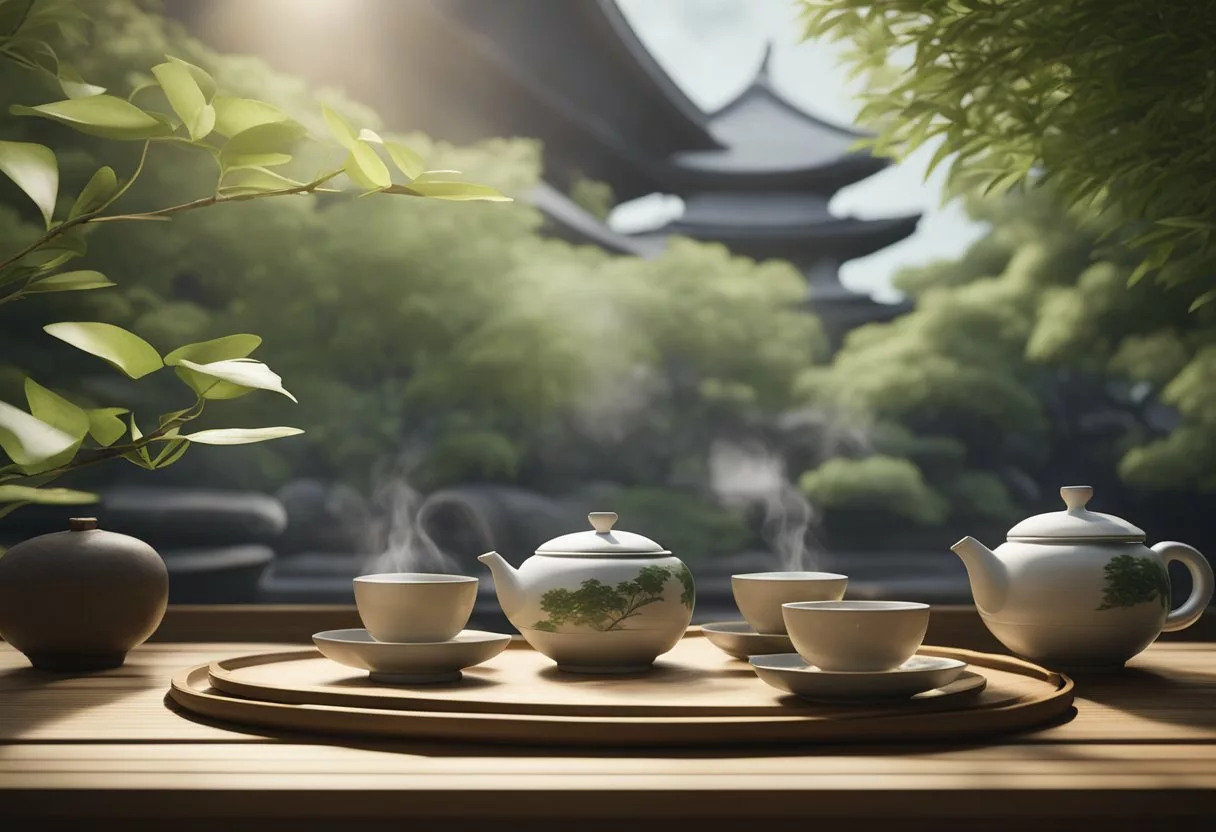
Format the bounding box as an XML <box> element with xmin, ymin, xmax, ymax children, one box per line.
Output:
<box><xmin>163</xmin><ymin>0</ymin><xmax>919</xmax><ymax>342</ymax></box>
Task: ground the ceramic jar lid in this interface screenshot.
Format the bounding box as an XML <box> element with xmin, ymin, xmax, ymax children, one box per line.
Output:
<box><xmin>535</xmin><ymin>512</ymin><xmax>670</xmax><ymax>556</ymax></box>
<box><xmin>1006</xmin><ymin>485</ymin><xmax>1145</xmax><ymax>542</ymax></box>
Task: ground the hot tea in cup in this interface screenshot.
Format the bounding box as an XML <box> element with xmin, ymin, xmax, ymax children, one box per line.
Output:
<box><xmin>731</xmin><ymin>571</ymin><xmax>848</xmax><ymax>634</ymax></box>
<box><xmin>354</xmin><ymin>573</ymin><xmax>478</xmax><ymax>643</ymax></box>
<box><xmin>782</xmin><ymin>600</ymin><xmax>929</xmax><ymax>672</ymax></box>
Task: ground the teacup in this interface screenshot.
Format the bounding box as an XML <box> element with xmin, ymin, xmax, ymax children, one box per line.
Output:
<box><xmin>782</xmin><ymin>600</ymin><xmax>930</xmax><ymax>672</ymax></box>
<box><xmin>354</xmin><ymin>573</ymin><xmax>478</xmax><ymax>643</ymax></box>
<box><xmin>731</xmin><ymin>571</ymin><xmax>848</xmax><ymax>634</ymax></box>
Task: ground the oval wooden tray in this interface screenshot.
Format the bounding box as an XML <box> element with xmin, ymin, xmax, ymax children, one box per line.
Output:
<box><xmin>168</xmin><ymin>630</ymin><xmax>1075</xmax><ymax>747</ymax></box>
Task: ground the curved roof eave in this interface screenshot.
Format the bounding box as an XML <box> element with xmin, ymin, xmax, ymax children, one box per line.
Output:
<box><xmin>658</xmin><ymin>213</ymin><xmax>920</xmax><ymax>242</ymax></box>
<box><xmin>594</xmin><ymin>0</ymin><xmax>721</xmax><ymax>151</ymax></box>
<box><xmin>707</xmin><ymin>44</ymin><xmax>875</xmax><ymax>144</ymax></box>
<box><xmin>658</xmin><ymin>150</ymin><xmax>889</xmax><ymax>193</ymax></box>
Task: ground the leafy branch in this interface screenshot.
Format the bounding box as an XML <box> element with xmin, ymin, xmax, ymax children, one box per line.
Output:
<box><xmin>0</xmin><ymin>0</ymin><xmax>511</xmax><ymax>517</ymax></box>
<box><xmin>800</xmin><ymin>0</ymin><xmax>1216</xmax><ymax>300</ymax></box>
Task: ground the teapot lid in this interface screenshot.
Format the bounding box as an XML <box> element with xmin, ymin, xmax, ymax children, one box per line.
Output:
<box><xmin>536</xmin><ymin>512</ymin><xmax>670</xmax><ymax>557</ymax></box>
<box><xmin>1006</xmin><ymin>486</ymin><xmax>1145</xmax><ymax>542</ymax></box>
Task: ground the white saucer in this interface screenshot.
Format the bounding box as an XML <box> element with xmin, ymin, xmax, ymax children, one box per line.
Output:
<box><xmin>749</xmin><ymin>653</ymin><xmax>973</xmax><ymax>702</ymax></box>
<box><xmin>312</xmin><ymin>628</ymin><xmax>511</xmax><ymax>684</ymax></box>
<box><xmin>701</xmin><ymin>621</ymin><xmax>793</xmax><ymax>660</ymax></box>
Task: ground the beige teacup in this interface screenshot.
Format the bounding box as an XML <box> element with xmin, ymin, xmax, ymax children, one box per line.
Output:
<box><xmin>731</xmin><ymin>571</ymin><xmax>848</xmax><ymax>634</ymax></box>
<box><xmin>782</xmin><ymin>600</ymin><xmax>930</xmax><ymax>672</ymax></box>
<box><xmin>354</xmin><ymin>573</ymin><xmax>478</xmax><ymax>643</ymax></box>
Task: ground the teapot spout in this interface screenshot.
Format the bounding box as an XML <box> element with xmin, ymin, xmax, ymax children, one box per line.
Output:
<box><xmin>950</xmin><ymin>536</ymin><xmax>1008</xmax><ymax>615</ymax></box>
<box><xmin>477</xmin><ymin>551</ymin><xmax>525</xmax><ymax>623</ymax></box>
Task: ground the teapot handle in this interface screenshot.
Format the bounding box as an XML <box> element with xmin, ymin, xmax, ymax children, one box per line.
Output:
<box><xmin>1155</xmin><ymin>541</ymin><xmax>1215</xmax><ymax>632</ymax></box>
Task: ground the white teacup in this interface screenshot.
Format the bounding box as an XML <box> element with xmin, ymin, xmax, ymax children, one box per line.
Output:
<box><xmin>782</xmin><ymin>600</ymin><xmax>930</xmax><ymax>672</ymax></box>
<box><xmin>354</xmin><ymin>573</ymin><xmax>478</xmax><ymax>643</ymax></box>
<box><xmin>731</xmin><ymin>571</ymin><xmax>848</xmax><ymax>634</ymax></box>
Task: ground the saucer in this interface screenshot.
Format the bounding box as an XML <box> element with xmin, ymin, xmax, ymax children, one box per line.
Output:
<box><xmin>312</xmin><ymin>628</ymin><xmax>511</xmax><ymax>684</ymax></box>
<box><xmin>702</xmin><ymin>621</ymin><xmax>794</xmax><ymax>660</ymax></box>
<box><xmin>749</xmin><ymin>653</ymin><xmax>973</xmax><ymax>702</ymax></box>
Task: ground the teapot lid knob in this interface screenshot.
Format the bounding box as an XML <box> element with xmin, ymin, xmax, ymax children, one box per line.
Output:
<box><xmin>588</xmin><ymin>511</ymin><xmax>618</xmax><ymax>534</ymax></box>
<box><xmin>68</xmin><ymin>517</ymin><xmax>98</xmax><ymax>532</ymax></box>
<box><xmin>1060</xmin><ymin>486</ymin><xmax>1093</xmax><ymax>512</ymax></box>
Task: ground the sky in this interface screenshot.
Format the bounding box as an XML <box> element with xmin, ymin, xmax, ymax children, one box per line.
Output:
<box><xmin>613</xmin><ymin>0</ymin><xmax>985</xmax><ymax>302</ymax></box>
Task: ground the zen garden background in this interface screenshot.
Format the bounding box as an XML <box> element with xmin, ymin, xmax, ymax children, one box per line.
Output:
<box><xmin>2</xmin><ymin>0</ymin><xmax>1214</xmax><ymax>617</ymax></box>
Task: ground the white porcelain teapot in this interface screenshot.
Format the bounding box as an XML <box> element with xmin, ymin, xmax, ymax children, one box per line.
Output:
<box><xmin>478</xmin><ymin>511</ymin><xmax>693</xmax><ymax>673</ymax></box>
<box><xmin>952</xmin><ymin>485</ymin><xmax>1214</xmax><ymax>668</ymax></box>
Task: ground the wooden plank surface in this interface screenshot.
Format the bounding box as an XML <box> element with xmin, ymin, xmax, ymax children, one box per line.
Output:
<box><xmin>2</xmin><ymin>617</ymin><xmax>1214</xmax><ymax>829</ymax></box>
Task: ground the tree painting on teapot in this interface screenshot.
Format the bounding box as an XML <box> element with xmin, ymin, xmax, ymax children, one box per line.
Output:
<box><xmin>1097</xmin><ymin>555</ymin><xmax>1170</xmax><ymax>611</ymax></box>
<box><xmin>533</xmin><ymin>564</ymin><xmax>694</xmax><ymax>632</ymax></box>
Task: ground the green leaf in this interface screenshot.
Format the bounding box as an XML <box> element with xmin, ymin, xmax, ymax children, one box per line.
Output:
<box><xmin>344</xmin><ymin>142</ymin><xmax>391</xmax><ymax>190</ymax></box>
<box><xmin>165</xmin><ymin>55</ymin><xmax>216</xmax><ymax>101</ymax></box>
<box><xmin>0</xmin><ymin>400</ymin><xmax>77</xmax><ymax>468</ymax></box>
<box><xmin>56</xmin><ymin>61</ymin><xmax>105</xmax><ymax>99</ymax></box>
<box><xmin>127</xmin><ymin>413</ymin><xmax>153</xmax><ymax>467</ymax></box>
<box><xmin>24</xmin><ymin>378</ymin><xmax>88</xmax><ymax>440</ymax></box>
<box><xmin>181</xmin><ymin>426</ymin><xmax>304</xmax><ymax>445</ymax></box>
<box><xmin>357</xmin><ymin>129</ymin><xmax>425</xmax><ymax>179</ymax></box>
<box><xmin>11</xmin><ymin>95</ymin><xmax>174</xmax><ymax>140</ymax></box>
<box><xmin>19</xmin><ymin>378</ymin><xmax>86</xmax><ymax>474</ymax></box>
<box><xmin>68</xmin><ymin>165</ymin><xmax>117</xmax><ymax>219</ymax></box>
<box><xmin>219</xmin><ymin>121</ymin><xmax>304</xmax><ymax>171</ymax></box>
<box><xmin>164</xmin><ymin>333</ymin><xmax>262</xmax><ymax>365</ymax></box>
<box><xmin>86</xmin><ymin>406</ymin><xmax>128</xmax><ymax>447</ymax></box>
<box><xmin>25</xmin><ymin>270</ymin><xmax>114</xmax><ymax>294</ymax></box>
<box><xmin>0</xmin><ymin>485</ymin><xmax>98</xmax><ymax>505</ymax></box>
<box><xmin>165</xmin><ymin>333</ymin><xmax>262</xmax><ymax>399</ymax></box>
<box><xmin>0</xmin><ymin>140</ymin><xmax>58</xmax><ymax>227</ymax></box>
<box><xmin>385</xmin><ymin>181</ymin><xmax>512</xmax><ymax>202</ymax></box>
<box><xmin>212</xmin><ymin>96</ymin><xmax>288</xmax><ymax>138</ymax></box>
<box><xmin>43</xmin><ymin>322</ymin><xmax>164</xmax><ymax>379</ymax></box>
<box><xmin>216</xmin><ymin>166</ymin><xmax>304</xmax><ymax>197</ymax></box>
<box><xmin>151</xmin><ymin>437</ymin><xmax>189</xmax><ymax>468</ymax></box>
<box><xmin>151</xmin><ymin>60</ymin><xmax>213</xmax><ymax>140</ymax></box>
<box><xmin>321</xmin><ymin>103</ymin><xmax>357</xmax><ymax>148</ymax></box>
<box><xmin>1188</xmin><ymin>290</ymin><xmax>1216</xmax><ymax>313</ymax></box>
<box><xmin>176</xmin><ymin>358</ymin><xmax>297</xmax><ymax>402</ymax></box>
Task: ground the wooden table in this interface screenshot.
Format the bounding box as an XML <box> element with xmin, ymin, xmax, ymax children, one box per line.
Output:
<box><xmin>2</xmin><ymin>607</ymin><xmax>1214</xmax><ymax>831</ymax></box>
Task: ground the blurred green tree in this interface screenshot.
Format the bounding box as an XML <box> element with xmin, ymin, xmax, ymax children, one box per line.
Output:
<box><xmin>801</xmin><ymin>0</ymin><xmax>1216</xmax><ymax>296</ymax></box>
<box><xmin>0</xmin><ymin>0</ymin><xmax>823</xmax><ymax>504</ymax></box>
<box><xmin>798</xmin><ymin>187</ymin><xmax>1216</xmax><ymax>544</ymax></box>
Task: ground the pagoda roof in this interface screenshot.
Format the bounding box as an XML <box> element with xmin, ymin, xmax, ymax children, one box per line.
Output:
<box><xmin>414</xmin><ymin>0</ymin><xmax>721</xmax><ymax>199</ymax></box>
<box><xmin>659</xmin><ymin>44</ymin><xmax>888</xmax><ymax>195</ymax></box>
<box><xmin>526</xmin><ymin>182</ymin><xmax>666</xmax><ymax>258</ymax></box>
<box><xmin>652</xmin><ymin>212</ymin><xmax>921</xmax><ymax>264</ymax></box>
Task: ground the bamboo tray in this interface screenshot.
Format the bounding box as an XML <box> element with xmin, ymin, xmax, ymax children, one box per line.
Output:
<box><xmin>168</xmin><ymin>629</ymin><xmax>1074</xmax><ymax>746</ymax></box>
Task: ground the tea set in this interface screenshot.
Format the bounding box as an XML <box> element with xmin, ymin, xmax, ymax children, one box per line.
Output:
<box><xmin>313</xmin><ymin>487</ymin><xmax>1214</xmax><ymax>701</ymax></box>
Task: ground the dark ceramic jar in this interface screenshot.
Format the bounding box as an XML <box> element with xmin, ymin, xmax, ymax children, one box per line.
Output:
<box><xmin>0</xmin><ymin>518</ymin><xmax>168</xmax><ymax>671</ymax></box>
